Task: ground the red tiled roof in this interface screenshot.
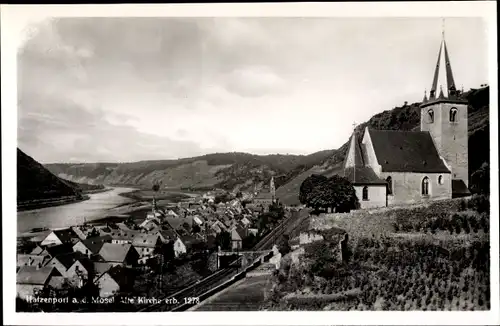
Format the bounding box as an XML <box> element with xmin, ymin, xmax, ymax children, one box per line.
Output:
<box><xmin>368</xmin><ymin>129</ymin><xmax>451</xmax><ymax>173</ymax></box>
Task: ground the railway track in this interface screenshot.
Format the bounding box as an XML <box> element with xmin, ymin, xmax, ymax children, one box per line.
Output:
<box><xmin>139</xmin><ymin>208</ymin><xmax>310</xmax><ymax>312</ymax></box>
<box><xmin>138</xmin><ymin>257</ymin><xmax>242</xmax><ymax>312</ymax></box>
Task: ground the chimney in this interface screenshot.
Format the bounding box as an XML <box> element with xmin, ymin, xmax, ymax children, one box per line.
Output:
<box><xmin>36</xmin><ymin>262</ymin><xmax>42</xmax><ymax>270</ymax></box>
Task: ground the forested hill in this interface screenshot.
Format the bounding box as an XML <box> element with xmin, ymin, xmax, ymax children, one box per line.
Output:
<box><xmin>17</xmin><ymin>148</ymin><xmax>105</xmax><ymax>205</ymax></box>
<box><xmin>17</xmin><ymin>148</ymin><xmax>82</xmax><ymax>203</ymax></box>
<box><xmin>44</xmin><ymin>86</ymin><xmax>489</xmax><ymax>203</ymax></box>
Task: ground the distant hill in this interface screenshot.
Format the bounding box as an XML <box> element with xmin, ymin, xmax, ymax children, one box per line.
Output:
<box><xmin>17</xmin><ymin>148</ymin><xmax>82</xmax><ymax>203</ymax></box>
<box><xmin>17</xmin><ymin>148</ymin><xmax>105</xmax><ymax>208</ymax></box>
<box><xmin>44</xmin><ymin>86</ymin><xmax>490</xmax><ymax>205</ymax></box>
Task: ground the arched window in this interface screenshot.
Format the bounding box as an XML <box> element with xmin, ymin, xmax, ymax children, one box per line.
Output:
<box><xmin>422</xmin><ymin>177</ymin><xmax>430</xmax><ymax>196</ymax></box>
<box><xmin>428</xmin><ymin>109</ymin><xmax>434</xmax><ymax>123</ymax></box>
<box><xmin>362</xmin><ymin>186</ymin><xmax>369</xmax><ymax>201</ymax></box>
<box><xmin>386</xmin><ymin>176</ymin><xmax>393</xmax><ymax>195</ymax></box>
<box><xmin>438</xmin><ymin>175</ymin><xmax>443</xmax><ymax>185</ymax></box>
<box><xmin>450</xmin><ymin>108</ymin><xmax>458</xmax><ymax>122</ymax></box>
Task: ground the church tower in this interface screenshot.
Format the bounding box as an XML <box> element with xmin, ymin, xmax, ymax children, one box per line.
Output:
<box><xmin>420</xmin><ymin>26</ymin><xmax>469</xmax><ymax>187</ymax></box>
<box><xmin>270</xmin><ymin>176</ymin><xmax>276</xmax><ymax>203</ymax></box>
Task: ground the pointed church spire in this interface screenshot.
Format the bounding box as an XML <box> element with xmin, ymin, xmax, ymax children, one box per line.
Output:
<box><xmin>423</xmin><ymin>89</ymin><xmax>428</xmax><ymax>103</ymax></box>
<box><xmin>429</xmin><ymin>40</ymin><xmax>443</xmax><ymax>99</ymax></box>
<box><xmin>443</xmin><ymin>39</ymin><xmax>457</xmax><ymax>98</ymax></box>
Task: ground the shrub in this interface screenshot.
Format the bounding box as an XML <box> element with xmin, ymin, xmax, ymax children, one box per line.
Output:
<box><xmin>468</xmin><ymin>194</ymin><xmax>489</xmax><ymax>214</ymax></box>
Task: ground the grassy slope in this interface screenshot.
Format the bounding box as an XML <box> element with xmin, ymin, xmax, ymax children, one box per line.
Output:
<box><xmin>43</xmin><ymin>86</ymin><xmax>489</xmax><ymax>200</ymax></box>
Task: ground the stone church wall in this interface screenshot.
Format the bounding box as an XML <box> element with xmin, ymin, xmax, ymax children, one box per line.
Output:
<box><xmin>354</xmin><ymin>185</ymin><xmax>386</xmax><ymax>209</ymax></box>
<box><xmin>380</xmin><ymin>171</ymin><xmax>452</xmax><ymax>206</ymax></box>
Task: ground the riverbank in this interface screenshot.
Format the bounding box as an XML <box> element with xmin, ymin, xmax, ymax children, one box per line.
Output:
<box><xmin>17</xmin><ymin>195</ymin><xmax>91</xmax><ymax>212</ymax></box>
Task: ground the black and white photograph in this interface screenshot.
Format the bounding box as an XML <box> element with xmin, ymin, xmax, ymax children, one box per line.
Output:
<box><xmin>2</xmin><ymin>2</ymin><xmax>498</xmax><ymax>325</ymax></box>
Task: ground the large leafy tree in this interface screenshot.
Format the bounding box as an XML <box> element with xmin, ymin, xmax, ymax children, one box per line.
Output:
<box><xmin>299</xmin><ymin>174</ymin><xmax>359</xmax><ymax>212</ymax></box>
<box><xmin>470</xmin><ymin>162</ymin><xmax>489</xmax><ymax>195</ymax></box>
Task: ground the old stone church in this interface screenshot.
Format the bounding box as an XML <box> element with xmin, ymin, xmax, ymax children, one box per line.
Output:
<box><xmin>343</xmin><ymin>36</ymin><xmax>470</xmax><ymax>209</ymax></box>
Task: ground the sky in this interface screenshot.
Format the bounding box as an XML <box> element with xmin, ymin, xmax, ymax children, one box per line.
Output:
<box><xmin>17</xmin><ymin>17</ymin><xmax>489</xmax><ymax>163</ymax></box>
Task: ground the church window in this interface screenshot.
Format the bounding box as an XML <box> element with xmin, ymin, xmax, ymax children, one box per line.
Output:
<box><xmin>438</xmin><ymin>175</ymin><xmax>443</xmax><ymax>185</ymax></box>
<box><xmin>428</xmin><ymin>109</ymin><xmax>434</xmax><ymax>123</ymax></box>
<box><xmin>450</xmin><ymin>108</ymin><xmax>458</xmax><ymax>122</ymax></box>
<box><xmin>386</xmin><ymin>176</ymin><xmax>393</xmax><ymax>195</ymax></box>
<box><xmin>362</xmin><ymin>186</ymin><xmax>369</xmax><ymax>201</ymax></box>
<box><xmin>422</xmin><ymin>177</ymin><xmax>430</xmax><ymax>196</ymax></box>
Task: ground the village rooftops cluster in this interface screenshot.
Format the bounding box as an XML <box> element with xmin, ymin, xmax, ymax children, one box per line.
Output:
<box><xmin>17</xmin><ymin>189</ymin><xmax>271</xmax><ymax>300</ymax></box>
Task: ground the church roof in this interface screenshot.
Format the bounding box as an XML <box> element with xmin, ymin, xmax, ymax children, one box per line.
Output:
<box><xmin>344</xmin><ymin>166</ymin><xmax>387</xmax><ymax>185</ymax></box>
<box><xmin>368</xmin><ymin>129</ymin><xmax>451</xmax><ymax>174</ymax></box>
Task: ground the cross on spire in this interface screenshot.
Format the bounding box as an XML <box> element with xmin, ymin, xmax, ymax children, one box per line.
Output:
<box><xmin>442</xmin><ymin>18</ymin><xmax>445</xmax><ymax>40</ymax></box>
<box><xmin>428</xmin><ymin>18</ymin><xmax>458</xmax><ymax>100</ymax></box>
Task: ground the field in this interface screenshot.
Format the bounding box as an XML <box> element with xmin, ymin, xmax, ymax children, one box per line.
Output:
<box><xmin>264</xmin><ymin>195</ymin><xmax>490</xmax><ymax>311</ymax></box>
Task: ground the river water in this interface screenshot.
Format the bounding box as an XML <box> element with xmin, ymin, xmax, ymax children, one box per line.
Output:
<box><xmin>17</xmin><ymin>187</ymin><xmax>136</xmax><ymax>235</ymax></box>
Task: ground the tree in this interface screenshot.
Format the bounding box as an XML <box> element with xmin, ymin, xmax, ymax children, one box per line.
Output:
<box><xmin>299</xmin><ymin>174</ymin><xmax>328</xmax><ymax>207</ymax></box>
<box><xmin>278</xmin><ymin>234</ymin><xmax>291</xmax><ymax>256</ymax></box>
<box><xmin>470</xmin><ymin>162</ymin><xmax>489</xmax><ymax>195</ymax></box>
<box><xmin>86</xmin><ymin>227</ymin><xmax>100</xmax><ymax>239</ymax></box>
<box><xmin>299</xmin><ymin>174</ymin><xmax>359</xmax><ymax>212</ymax></box>
<box><xmin>242</xmin><ymin>233</ymin><xmax>258</xmax><ymax>250</ymax></box>
<box><xmin>192</xmin><ymin>224</ymin><xmax>201</xmax><ymax>234</ymax></box>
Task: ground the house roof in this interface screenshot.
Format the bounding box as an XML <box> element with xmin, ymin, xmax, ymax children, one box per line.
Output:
<box><xmin>157</xmin><ymin>229</ymin><xmax>178</xmax><ymax>241</ymax></box>
<box><xmin>368</xmin><ymin>129</ymin><xmax>451</xmax><ymax>173</ymax></box>
<box><xmin>52</xmin><ymin>228</ymin><xmax>81</xmax><ymax>244</ymax></box>
<box><xmin>30</xmin><ymin>246</ymin><xmax>44</xmax><ymax>255</ymax></box>
<box><xmin>78</xmin><ymin>235</ymin><xmax>112</xmax><ymax>254</ymax></box>
<box><xmin>132</xmin><ymin>234</ymin><xmax>160</xmax><ymax>248</ymax></box>
<box><xmin>452</xmin><ymin>179</ymin><xmax>471</xmax><ymax>196</ymax></box>
<box><xmin>165</xmin><ymin>217</ymin><xmax>193</xmax><ymax>231</ymax></box>
<box><xmin>43</xmin><ymin>244</ymin><xmax>74</xmax><ymax>257</ymax></box>
<box><xmin>93</xmin><ymin>262</ymin><xmax>113</xmax><ymax>277</ymax></box>
<box><xmin>109</xmin><ymin>230</ymin><xmax>141</xmax><ymax>241</ymax></box>
<box><xmin>344</xmin><ymin>166</ymin><xmax>388</xmax><ymax>185</ymax></box>
<box><xmin>17</xmin><ymin>254</ymin><xmax>49</xmax><ymax>267</ymax></box>
<box><xmin>178</xmin><ymin>235</ymin><xmax>201</xmax><ymax>249</ymax></box>
<box><xmin>98</xmin><ymin>243</ymin><xmax>135</xmax><ymax>263</ymax></box>
<box><xmin>17</xmin><ymin>266</ymin><xmax>60</xmax><ymax>285</ymax></box>
<box><xmin>71</xmin><ymin>226</ymin><xmax>88</xmax><ymax>241</ymax></box>
<box><xmin>50</xmin><ymin>251</ymin><xmax>88</xmax><ymax>270</ymax></box>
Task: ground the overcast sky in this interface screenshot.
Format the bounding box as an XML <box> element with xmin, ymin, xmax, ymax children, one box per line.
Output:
<box><xmin>17</xmin><ymin>17</ymin><xmax>488</xmax><ymax>163</ymax></box>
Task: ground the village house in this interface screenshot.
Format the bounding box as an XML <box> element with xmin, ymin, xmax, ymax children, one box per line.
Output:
<box><xmin>45</xmin><ymin>252</ymin><xmax>94</xmax><ymax>287</ymax></box>
<box><xmin>98</xmin><ymin>243</ymin><xmax>139</xmax><ymax>267</ymax></box>
<box><xmin>230</xmin><ymin>226</ymin><xmax>247</xmax><ymax>251</ymax></box>
<box><xmin>93</xmin><ymin>262</ymin><xmax>113</xmax><ymax>282</ymax></box>
<box><xmin>132</xmin><ymin>234</ymin><xmax>162</xmax><ymax>263</ymax></box>
<box><xmin>343</xmin><ymin>36</ymin><xmax>470</xmax><ymax>209</ymax></box>
<box><xmin>155</xmin><ymin>228</ymin><xmax>178</xmax><ymax>244</ymax></box>
<box><xmin>40</xmin><ymin>228</ymin><xmax>81</xmax><ymax>247</ymax></box>
<box><xmin>139</xmin><ymin>218</ymin><xmax>160</xmax><ymax>232</ymax></box>
<box><xmin>95</xmin><ymin>266</ymin><xmax>134</xmax><ymax>298</ymax></box>
<box><xmin>109</xmin><ymin>230</ymin><xmax>141</xmax><ymax>244</ymax></box>
<box><xmin>72</xmin><ymin>235</ymin><xmax>112</xmax><ymax>257</ymax></box>
<box><xmin>173</xmin><ymin>235</ymin><xmax>203</xmax><ymax>257</ymax></box>
<box><xmin>70</xmin><ymin>226</ymin><xmax>89</xmax><ymax>241</ymax></box>
<box><xmin>16</xmin><ymin>266</ymin><xmax>62</xmax><ymax>300</ymax></box>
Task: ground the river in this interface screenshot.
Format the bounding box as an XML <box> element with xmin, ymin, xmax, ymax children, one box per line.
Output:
<box><xmin>17</xmin><ymin>187</ymin><xmax>137</xmax><ymax>235</ymax></box>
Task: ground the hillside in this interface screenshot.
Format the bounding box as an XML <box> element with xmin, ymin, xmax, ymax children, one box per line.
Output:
<box><xmin>44</xmin><ymin>86</ymin><xmax>490</xmax><ymax>203</ymax></box>
<box><xmin>17</xmin><ymin>148</ymin><xmax>83</xmax><ymax>204</ymax></box>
